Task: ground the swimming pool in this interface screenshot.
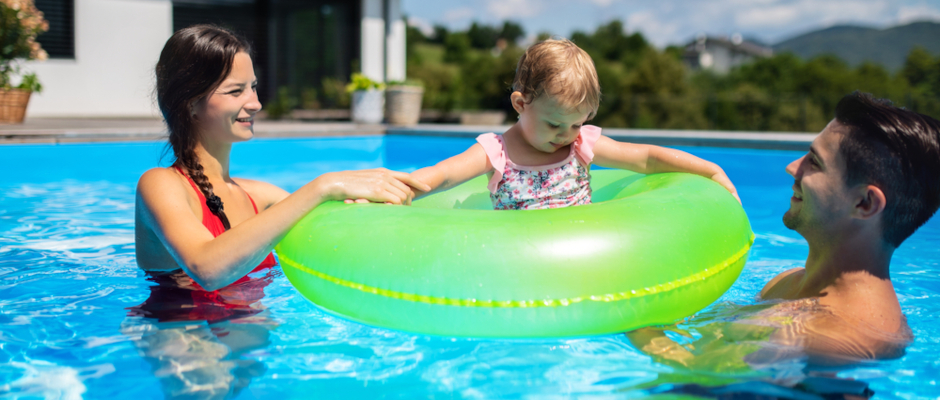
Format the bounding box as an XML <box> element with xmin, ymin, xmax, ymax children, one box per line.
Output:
<box><xmin>1</xmin><ymin>135</ymin><xmax>937</xmax><ymax>399</ymax></box>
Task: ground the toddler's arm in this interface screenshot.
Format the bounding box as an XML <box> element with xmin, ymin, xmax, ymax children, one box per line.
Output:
<box><xmin>593</xmin><ymin>136</ymin><xmax>740</xmax><ymax>202</ymax></box>
<box><xmin>410</xmin><ymin>144</ymin><xmax>492</xmax><ymax>199</ymax></box>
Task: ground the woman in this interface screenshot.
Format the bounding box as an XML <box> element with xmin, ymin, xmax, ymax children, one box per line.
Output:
<box><xmin>134</xmin><ymin>24</ymin><xmax>428</xmax><ymax>291</ymax></box>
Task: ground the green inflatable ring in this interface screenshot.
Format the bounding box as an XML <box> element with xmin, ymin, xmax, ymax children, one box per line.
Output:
<box><xmin>276</xmin><ymin>169</ymin><xmax>753</xmax><ymax>338</ymax></box>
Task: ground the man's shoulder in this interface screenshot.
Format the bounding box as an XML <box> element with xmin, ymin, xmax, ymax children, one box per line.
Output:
<box><xmin>760</xmin><ymin>267</ymin><xmax>805</xmax><ymax>300</ymax></box>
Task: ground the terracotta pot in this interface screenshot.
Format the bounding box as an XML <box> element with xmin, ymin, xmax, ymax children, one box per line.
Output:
<box><xmin>385</xmin><ymin>86</ymin><xmax>423</xmax><ymax>126</ymax></box>
<box><xmin>0</xmin><ymin>89</ymin><xmax>32</xmax><ymax>124</ymax></box>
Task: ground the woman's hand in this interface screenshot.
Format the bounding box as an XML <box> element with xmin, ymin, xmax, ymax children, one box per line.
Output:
<box><xmin>314</xmin><ymin>168</ymin><xmax>431</xmax><ymax>205</ymax></box>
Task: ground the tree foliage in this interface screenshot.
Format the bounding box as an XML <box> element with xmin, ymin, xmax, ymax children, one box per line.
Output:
<box><xmin>403</xmin><ymin>19</ymin><xmax>940</xmax><ymax>131</ymax></box>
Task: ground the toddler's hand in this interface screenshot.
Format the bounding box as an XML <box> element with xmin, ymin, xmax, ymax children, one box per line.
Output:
<box><xmin>344</xmin><ymin>198</ymin><xmax>372</xmax><ymax>204</ymax></box>
<box><xmin>344</xmin><ymin>174</ymin><xmax>434</xmax><ymax>205</ymax></box>
<box><xmin>317</xmin><ymin>168</ymin><xmax>431</xmax><ymax>205</ymax></box>
<box><xmin>710</xmin><ymin>171</ymin><xmax>741</xmax><ymax>204</ymax></box>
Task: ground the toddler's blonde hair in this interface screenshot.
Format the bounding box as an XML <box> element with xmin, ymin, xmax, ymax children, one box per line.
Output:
<box><xmin>512</xmin><ymin>38</ymin><xmax>600</xmax><ymax>119</ymax></box>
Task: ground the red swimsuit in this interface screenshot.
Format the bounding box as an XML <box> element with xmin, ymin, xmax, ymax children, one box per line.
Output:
<box><xmin>174</xmin><ymin>165</ymin><xmax>277</xmax><ymax>278</ymax></box>
<box><xmin>127</xmin><ymin>167</ymin><xmax>277</xmax><ymax>323</ymax></box>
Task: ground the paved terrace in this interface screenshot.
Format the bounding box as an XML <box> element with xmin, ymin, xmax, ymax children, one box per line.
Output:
<box><xmin>0</xmin><ymin>118</ymin><xmax>816</xmax><ymax>150</ymax></box>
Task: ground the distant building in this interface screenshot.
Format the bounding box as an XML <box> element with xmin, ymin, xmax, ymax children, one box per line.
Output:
<box><xmin>683</xmin><ymin>33</ymin><xmax>772</xmax><ymax>74</ymax></box>
<box><xmin>25</xmin><ymin>0</ymin><xmax>404</xmax><ymax>118</ymax></box>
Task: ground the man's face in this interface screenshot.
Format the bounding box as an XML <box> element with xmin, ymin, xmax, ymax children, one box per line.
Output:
<box><xmin>783</xmin><ymin>120</ymin><xmax>858</xmax><ymax>240</ymax></box>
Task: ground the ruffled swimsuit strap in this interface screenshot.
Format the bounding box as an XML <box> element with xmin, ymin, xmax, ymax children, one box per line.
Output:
<box><xmin>573</xmin><ymin>125</ymin><xmax>603</xmax><ymax>166</ymax></box>
<box><xmin>476</xmin><ymin>133</ymin><xmax>507</xmax><ymax>194</ymax></box>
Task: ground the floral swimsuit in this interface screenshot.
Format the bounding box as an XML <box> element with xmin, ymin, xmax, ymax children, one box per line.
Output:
<box><xmin>477</xmin><ymin>125</ymin><xmax>602</xmax><ymax>210</ymax></box>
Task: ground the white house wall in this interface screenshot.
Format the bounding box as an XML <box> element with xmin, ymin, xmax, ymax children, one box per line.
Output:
<box><xmin>24</xmin><ymin>0</ymin><xmax>402</xmax><ymax>118</ymax></box>
<box><xmin>361</xmin><ymin>0</ymin><xmax>405</xmax><ymax>83</ymax></box>
<box><xmin>360</xmin><ymin>0</ymin><xmax>385</xmax><ymax>83</ymax></box>
<box><xmin>385</xmin><ymin>0</ymin><xmax>405</xmax><ymax>82</ymax></box>
<box><xmin>25</xmin><ymin>0</ymin><xmax>172</xmax><ymax>118</ymax></box>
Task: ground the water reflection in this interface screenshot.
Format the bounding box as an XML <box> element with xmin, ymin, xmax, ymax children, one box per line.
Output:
<box><xmin>626</xmin><ymin>300</ymin><xmax>912</xmax><ymax>398</ymax></box>
<box><xmin>122</xmin><ymin>267</ymin><xmax>278</xmax><ymax>399</ymax></box>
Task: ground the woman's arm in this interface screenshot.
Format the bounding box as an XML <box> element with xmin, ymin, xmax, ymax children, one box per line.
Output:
<box><xmin>592</xmin><ymin>136</ymin><xmax>739</xmax><ymax>202</ymax></box>
<box><xmin>136</xmin><ymin>168</ymin><xmax>430</xmax><ymax>291</ymax></box>
<box><xmin>410</xmin><ymin>143</ymin><xmax>492</xmax><ymax>198</ymax></box>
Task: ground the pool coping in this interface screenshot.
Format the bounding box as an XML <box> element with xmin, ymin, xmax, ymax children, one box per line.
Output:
<box><xmin>388</xmin><ymin>125</ymin><xmax>816</xmax><ymax>151</ymax></box>
<box><xmin>0</xmin><ymin>119</ymin><xmax>816</xmax><ymax>150</ymax></box>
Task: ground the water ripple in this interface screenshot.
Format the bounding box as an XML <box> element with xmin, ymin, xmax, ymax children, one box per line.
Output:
<box><xmin>1</xmin><ymin>142</ymin><xmax>939</xmax><ymax>399</ymax></box>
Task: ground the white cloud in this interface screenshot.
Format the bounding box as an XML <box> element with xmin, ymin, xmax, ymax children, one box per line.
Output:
<box><xmin>403</xmin><ymin>0</ymin><xmax>940</xmax><ymax>49</ymax></box>
<box><xmin>733</xmin><ymin>0</ymin><xmax>890</xmax><ymax>29</ymax></box>
<box><xmin>626</xmin><ymin>10</ymin><xmax>680</xmax><ymax>47</ymax></box>
<box><xmin>486</xmin><ymin>0</ymin><xmax>542</xmax><ymax>19</ymax></box>
<box><xmin>897</xmin><ymin>4</ymin><xmax>940</xmax><ymax>24</ymax></box>
<box><xmin>443</xmin><ymin>7</ymin><xmax>475</xmax><ymax>23</ymax></box>
<box><xmin>734</xmin><ymin>5</ymin><xmax>801</xmax><ymax>28</ymax></box>
<box><xmin>408</xmin><ymin>16</ymin><xmax>435</xmax><ymax>36</ymax></box>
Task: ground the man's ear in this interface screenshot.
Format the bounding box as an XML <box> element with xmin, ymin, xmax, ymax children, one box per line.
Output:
<box><xmin>854</xmin><ymin>184</ymin><xmax>886</xmax><ymax>219</ymax></box>
<box><xmin>510</xmin><ymin>91</ymin><xmax>527</xmax><ymax>114</ymax></box>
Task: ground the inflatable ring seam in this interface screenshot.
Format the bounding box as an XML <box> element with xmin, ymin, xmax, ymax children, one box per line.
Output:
<box><xmin>277</xmin><ymin>233</ymin><xmax>753</xmax><ymax>308</ymax></box>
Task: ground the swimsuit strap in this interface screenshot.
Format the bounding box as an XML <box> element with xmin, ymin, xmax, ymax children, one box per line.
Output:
<box><xmin>170</xmin><ymin>166</ymin><xmax>277</xmax><ymax>287</ymax></box>
<box><xmin>174</xmin><ymin>166</ymin><xmax>206</xmax><ymax>202</ymax></box>
<box><xmin>246</xmin><ymin>192</ymin><xmax>259</xmax><ymax>214</ymax></box>
<box><xmin>574</xmin><ymin>125</ymin><xmax>602</xmax><ymax>166</ymax></box>
<box><xmin>174</xmin><ymin>165</ymin><xmax>260</xmax><ymax>215</ymax></box>
<box><xmin>476</xmin><ymin>133</ymin><xmax>506</xmax><ymax>194</ymax></box>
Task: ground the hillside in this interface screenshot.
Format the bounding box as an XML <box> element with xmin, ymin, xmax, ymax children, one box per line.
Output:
<box><xmin>773</xmin><ymin>21</ymin><xmax>940</xmax><ymax>70</ymax></box>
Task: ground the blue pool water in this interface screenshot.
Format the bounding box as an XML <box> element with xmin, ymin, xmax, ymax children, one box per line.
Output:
<box><xmin>1</xmin><ymin>135</ymin><xmax>938</xmax><ymax>399</ymax></box>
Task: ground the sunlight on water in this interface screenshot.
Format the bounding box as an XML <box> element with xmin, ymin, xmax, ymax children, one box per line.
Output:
<box><xmin>0</xmin><ymin>138</ymin><xmax>937</xmax><ymax>399</ymax></box>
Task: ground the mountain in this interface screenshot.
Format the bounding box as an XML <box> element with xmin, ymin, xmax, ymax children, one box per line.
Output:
<box><xmin>773</xmin><ymin>21</ymin><xmax>940</xmax><ymax>71</ymax></box>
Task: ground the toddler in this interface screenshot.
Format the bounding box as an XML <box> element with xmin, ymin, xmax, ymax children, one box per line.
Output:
<box><xmin>411</xmin><ymin>38</ymin><xmax>738</xmax><ymax>209</ymax></box>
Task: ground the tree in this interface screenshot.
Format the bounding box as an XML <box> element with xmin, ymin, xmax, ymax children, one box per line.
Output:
<box><xmin>853</xmin><ymin>62</ymin><xmax>892</xmax><ymax>98</ymax></box>
<box><xmin>443</xmin><ymin>32</ymin><xmax>471</xmax><ymax>63</ymax></box>
<box><xmin>622</xmin><ymin>50</ymin><xmax>706</xmax><ymax>129</ymax></box>
<box><xmin>467</xmin><ymin>22</ymin><xmax>499</xmax><ymax>49</ymax></box>
<box><xmin>733</xmin><ymin>53</ymin><xmax>802</xmax><ymax>95</ymax></box>
<box><xmin>430</xmin><ymin>25</ymin><xmax>449</xmax><ymax>44</ymax></box>
<box><xmin>901</xmin><ymin>46</ymin><xmax>935</xmax><ymax>88</ymax></box>
<box><xmin>572</xmin><ymin>21</ymin><xmax>649</xmax><ymax>67</ymax></box>
<box><xmin>498</xmin><ymin>21</ymin><xmax>525</xmax><ymax>44</ymax></box>
<box><xmin>405</xmin><ymin>19</ymin><xmax>428</xmax><ymax>64</ymax></box>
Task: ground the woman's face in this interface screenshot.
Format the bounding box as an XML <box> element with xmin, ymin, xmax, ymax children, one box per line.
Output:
<box><xmin>194</xmin><ymin>52</ymin><xmax>261</xmax><ymax>144</ymax></box>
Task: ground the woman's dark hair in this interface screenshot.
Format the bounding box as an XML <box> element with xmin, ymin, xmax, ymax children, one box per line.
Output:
<box><xmin>156</xmin><ymin>24</ymin><xmax>251</xmax><ymax>230</ymax></box>
<box><xmin>836</xmin><ymin>91</ymin><xmax>940</xmax><ymax>247</ymax></box>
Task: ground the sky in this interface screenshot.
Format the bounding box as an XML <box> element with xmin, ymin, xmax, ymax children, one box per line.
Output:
<box><xmin>401</xmin><ymin>0</ymin><xmax>940</xmax><ymax>47</ymax></box>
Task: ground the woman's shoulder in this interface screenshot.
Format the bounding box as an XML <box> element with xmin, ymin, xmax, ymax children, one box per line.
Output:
<box><xmin>232</xmin><ymin>177</ymin><xmax>289</xmax><ymax>209</ymax></box>
<box><xmin>137</xmin><ymin>167</ymin><xmax>186</xmax><ymax>194</ymax></box>
<box><xmin>135</xmin><ymin>167</ymin><xmax>198</xmax><ymax>224</ymax></box>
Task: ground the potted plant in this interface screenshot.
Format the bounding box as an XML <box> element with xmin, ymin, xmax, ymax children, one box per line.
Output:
<box><xmin>385</xmin><ymin>79</ymin><xmax>424</xmax><ymax>126</ymax></box>
<box><xmin>0</xmin><ymin>0</ymin><xmax>48</xmax><ymax>124</ymax></box>
<box><xmin>346</xmin><ymin>73</ymin><xmax>385</xmax><ymax>124</ymax></box>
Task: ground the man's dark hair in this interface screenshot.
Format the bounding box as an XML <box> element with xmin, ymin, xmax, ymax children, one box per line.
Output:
<box><xmin>836</xmin><ymin>91</ymin><xmax>940</xmax><ymax>247</ymax></box>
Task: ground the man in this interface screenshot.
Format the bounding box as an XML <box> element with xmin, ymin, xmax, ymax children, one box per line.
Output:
<box><xmin>629</xmin><ymin>92</ymin><xmax>940</xmax><ymax>367</ymax></box>
<box><xmin>760</xmin><ymin>91</ymin><xmax>940</xmax><ymax>360</ymax></box>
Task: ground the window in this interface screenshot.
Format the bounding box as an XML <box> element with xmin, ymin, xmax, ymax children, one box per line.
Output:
<box><xmin>34</xmin><ymin>0</ymin><xmax>75</xmax><ymax>59</ymax></box>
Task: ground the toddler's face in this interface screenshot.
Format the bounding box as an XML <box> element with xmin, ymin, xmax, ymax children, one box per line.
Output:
<box><xmin>517</xmin><ymin>95</ymin><xmax>592</xmax><ymax>154</ymax></box>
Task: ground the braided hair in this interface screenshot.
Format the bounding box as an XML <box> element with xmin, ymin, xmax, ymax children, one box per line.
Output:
<box><xmin>156</xmin><ymin>25</ymin><xmax>251</xmax><ymax>230</ymax></box>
